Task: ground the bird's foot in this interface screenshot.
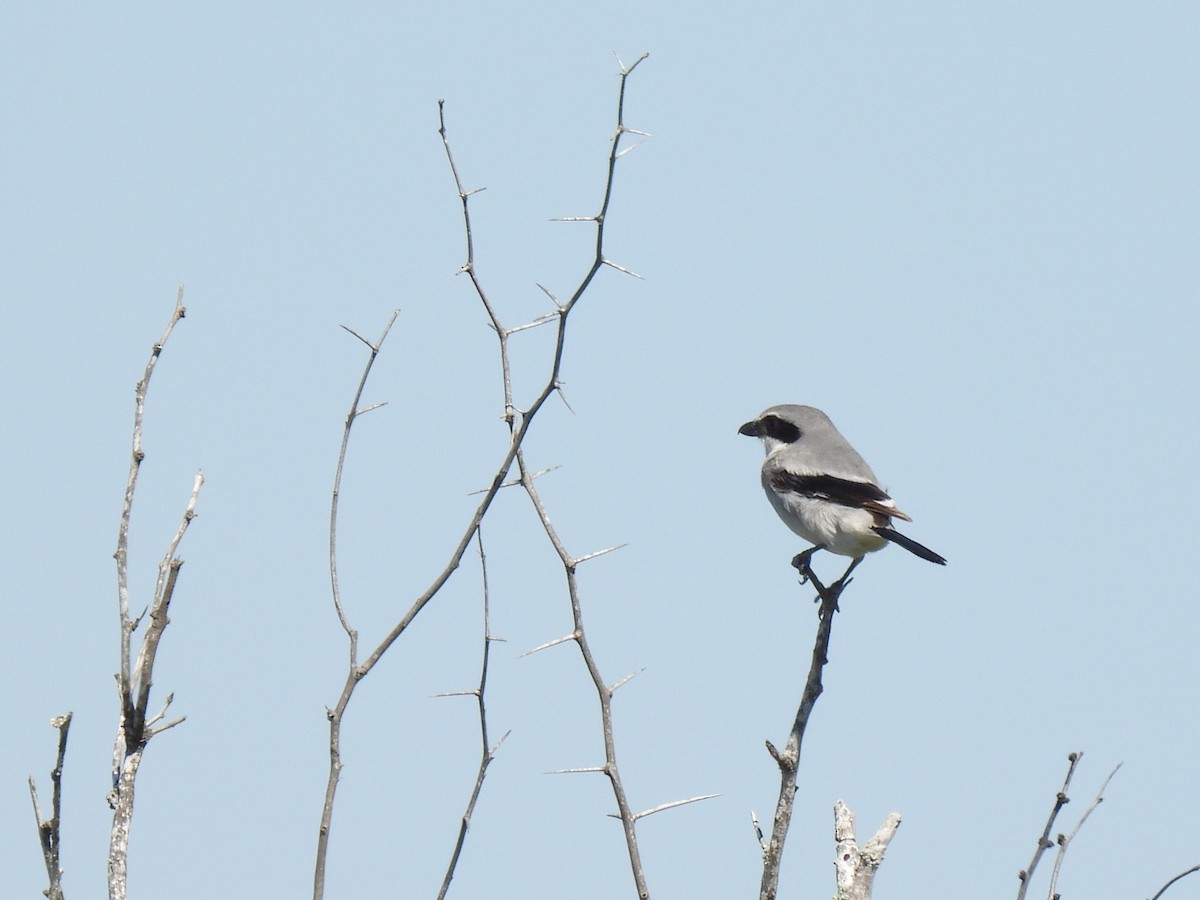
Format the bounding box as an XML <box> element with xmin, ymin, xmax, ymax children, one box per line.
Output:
<box><xmin>790</xmin><ymin>547</ymin><xmax>821</xmax><ymax>581</ymax></box>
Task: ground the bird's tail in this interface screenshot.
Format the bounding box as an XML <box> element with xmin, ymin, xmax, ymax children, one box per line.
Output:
<box><xmin>872</xmin><ymin>526</ymin><xmax>947</xmax><ymax>565</ymax></box>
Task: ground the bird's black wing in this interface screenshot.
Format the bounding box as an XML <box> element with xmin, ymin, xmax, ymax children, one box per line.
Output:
<box><xmin>768</xmin><ymin>471</ymin><xmax>913</xmax><ymax>522</ymax></box>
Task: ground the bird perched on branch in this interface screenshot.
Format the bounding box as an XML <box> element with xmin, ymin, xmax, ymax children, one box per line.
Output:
<box><xmin>739</xmin><ymin>405</ymin><xmax>946</xmax><ymax>569</ymax></box>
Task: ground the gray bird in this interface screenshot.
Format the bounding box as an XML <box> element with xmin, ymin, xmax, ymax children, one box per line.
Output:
<box><xmin>739</xmin><ymin>405</ymin><xmax>946</xmax><ymax>567</ymax></box>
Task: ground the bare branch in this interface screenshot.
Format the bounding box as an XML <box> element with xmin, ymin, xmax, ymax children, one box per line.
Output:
<box><xmin>833</xmin><ymin>800</ymin><xmax>902</xmax><ymax>900</ymax></box>
<box><xmin>314</xmin><ymin>310</ymin><xmax>400</xmax><ymax>899</ymax></box>
<box><xmin>313</xmin><ymin>57</ymin><xmax>651</xmax><ymax>900</ymax></box>
<box><xmin>108</xmin><ymin>290</ymin><xmax>201</xmax><ymax>900</ymax></box>
<box><xmin>1046</xmin><ymin>762</ymin><xmax>1122</xmax><ymax>898</ymax></box>
<box><xmin>438</xmin><ymin>529</ymin><xmax>506</xmax><ymax>900</ymax></box>
<box><xmin>29</xmin><ymin>712</ymin><xmax>72</xmax><ymax>900</ymax></box>
<box><xmin>329</xmin><ymin>310</ymin><xmax>400</xmax><ymax>643</ymax></box>
<box><xmin>131</xmin><ymin>472</ymin><xmax>203</xmax><ymax>729</ymax></box>
<box><xmin>1150</xmin><ymin>865</ymin><xmax>1200</xmax><ymax>900</ymax></box>
<box><xmin>114</xmin><ymin>286</ymin><xmax>186</xmax><ymax>712</ymax></box>
<box><xmin>759</xmin><ymin>556</ymin><xmax>859</xmax><ymax>900</ymax></box>
<box><xmin>515</xmin><ymin>439</ymin><xmax>650</xmax><ymax>897</ymax></box>
<box><xmin>1016</xmin><ymin>751</ymin><xmax>1084</xmax><ymax>899</ymax></box>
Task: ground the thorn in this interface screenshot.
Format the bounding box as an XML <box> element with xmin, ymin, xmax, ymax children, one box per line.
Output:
<box><xmin>536</xmin><ymin>283</ymin><xmax>564</xmax><ymax>310</ymax></box>
<box><xmin>339</xmin><ymin>324</ymin><xmax>375</xmax><ymax>350</ymax></box>
<box><xmin>632</xmin><ymin>794</ymin><xmax>720</xmax><ymax>820</ymax></box>
<box><xmin>555</xmin><ymin>383</ymin><xmax>576</xmax><ymax>414</ymax></box>
<box><xmin>521</xmin><ymin>632</ymin><xmax>579</xmax><ymax>657</ymax></box>
<box><xmin>570</xmin><ymin>543</ymin><xmax>628</xmax><ymax>566</ymax></box>
<box><xmin>610</xmin><ymin>668</ymin><xmax>645</xmax><ymax>692</ymax></box>
<box><xmin>506</xmin><ymin>313</ymin><xmax>559</xmax><ymax>335</ymax></box>
<box><xmin>601</xmin><ymin>258</ymin><xmax>644</xmax><ymax>279</ymax></box>
<box><xmin>489</xmin><ymin>730</ymin><xmax>512</xmax><ymax>755</ymax></box>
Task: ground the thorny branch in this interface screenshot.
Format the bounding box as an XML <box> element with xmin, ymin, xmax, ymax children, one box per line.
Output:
<box><xmin>314</xmin><ymin>312</ymin><xmax>398</xmax><ymax>899</ymax></box>
<box><xmin>313</xmin><ymin>54</ymin><xmax>651</xmax><ymax>900</ymax></box>
<box><xmin>516</xmin><ymin>443</ymin><xmax>650</xmax><ymax>898</ymax></box>
<box><xmin>436</xmin><ymin>530</ymin><xmax>510</xmax><ymax>900</ymax></box>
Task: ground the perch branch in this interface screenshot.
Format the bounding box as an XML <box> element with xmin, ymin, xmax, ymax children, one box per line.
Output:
<box><xmin>758</xmin><ymin>555</ymin><xmax>859</xmax><ymax>900</ymax></box>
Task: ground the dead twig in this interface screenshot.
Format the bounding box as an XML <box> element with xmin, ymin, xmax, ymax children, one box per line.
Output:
<box><xmin>29</xmin><ymin>712</ymin><xmax>72</xmax><ymax>900</ymax></box>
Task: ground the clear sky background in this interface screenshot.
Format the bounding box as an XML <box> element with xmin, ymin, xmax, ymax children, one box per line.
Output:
<box><xmin>3</xmin><ymin>3</ymin><xmax>1198</xmax><ymax>899</ymax></box>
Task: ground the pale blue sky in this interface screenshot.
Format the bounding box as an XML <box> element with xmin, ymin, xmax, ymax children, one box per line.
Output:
<box><xmin>4</xmin><ymin>3</ymin><xmax>1198</xmax><ymax>898</ymax></box>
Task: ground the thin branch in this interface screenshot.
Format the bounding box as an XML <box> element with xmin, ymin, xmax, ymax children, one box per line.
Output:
<box><xmin>108</xmin><ymin>290</ymin><xmax>200</xmax><ymax>900</ymax></box>
<box><xmin>29</xmin><ymin>712</ymin><xmax>72</xmax><ymax>900</ymax></box>
<box><xmin>113</xmin><ymin>286</ymin><xmax>186</xmax><ymax>729</ymax></box>
<box><xmin>437</xmin><ymin>529</ymin><xmax>505</xmax><ymax>900</ymax></box>
<box><xmin>313</xmin><ymin>55</ymin><xmax>650</xmax><ymax>900</ymax></box>
<box><xmin>1150</xmin><ymin>865</ymin><xmax>1200</xmax><ymax>900</ymax></box>
<box><xmin>314</xmin><ymin>310</ymin><xmax>400</xmax><ymax>900</ymax></box>
<box><xmin>1045</xmin><ymin>762</ymin><xmax>1121</xmax><ymax>898</ymax></box>
<box><xmin>758</xmin><ymin>555</ymin><xmax>859</xmax><ymax>900</ymax></box>
<box><xmin>130</xmin><ymin>473</ymin><xmax>203</xmax><ymax>733</ymax></box>
<box><xmin>1016</xmin><ymin>751</ymin><xmax>1084</xmax><ymax>899</ymax></box>
<box><xmin>516</xmin><ymin>445</ymin><xmax>648</xmax><ymax>898</ymax></box>
<box><xmin>329</xmin><ymin>310</ymin><xmax>400</xmax><ymax>643</ymax></box>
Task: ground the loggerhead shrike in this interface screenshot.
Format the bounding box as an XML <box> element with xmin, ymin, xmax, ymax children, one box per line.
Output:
<box><xmin>739</xmin><ymin>405</ymin><xmax>946</xmax><ymax>567</ymax></box>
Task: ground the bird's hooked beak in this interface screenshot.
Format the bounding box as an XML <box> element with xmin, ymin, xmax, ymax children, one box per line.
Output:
<box><xmin>738</xmin><ymin>419</ymin><xmax>761</xmax><ymax>437</ymax></box>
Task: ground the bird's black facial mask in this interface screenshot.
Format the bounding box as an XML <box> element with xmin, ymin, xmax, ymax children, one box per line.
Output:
<box><xmin>746</xmin><ymin>414</ymin><xmax>801</xmax><ymax>444</ymax></box>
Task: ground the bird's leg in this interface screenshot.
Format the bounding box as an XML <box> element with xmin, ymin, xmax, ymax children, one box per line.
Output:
<box><xmin>830</xmin><ymin>556</ymin><xmax>862</xmax><ymax>593</ymax></box>
<box><xmin>790</xmin><ymin>545</ymin><xmax>824</xmax><ymax>581</ymax></box>
<box><xmin>796</xmin><ymin>555</ymin><xmax>863</xmax><ymax>616</ymax></box>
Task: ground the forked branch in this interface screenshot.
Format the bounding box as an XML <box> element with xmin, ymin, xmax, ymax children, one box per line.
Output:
<box><xmin>29</xmin><ymin>712</ymin><xmax>72</xmax><ymax>900</ymax></box>
<box><xmin>313</xmin><ymin>55</ymin><xmax>651</xmax><ymax>900</ymax></box>
<box><xmin>108</xmin><ymin>289</ymin><xmax>203</xmax><ymax>900</ymax></box>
